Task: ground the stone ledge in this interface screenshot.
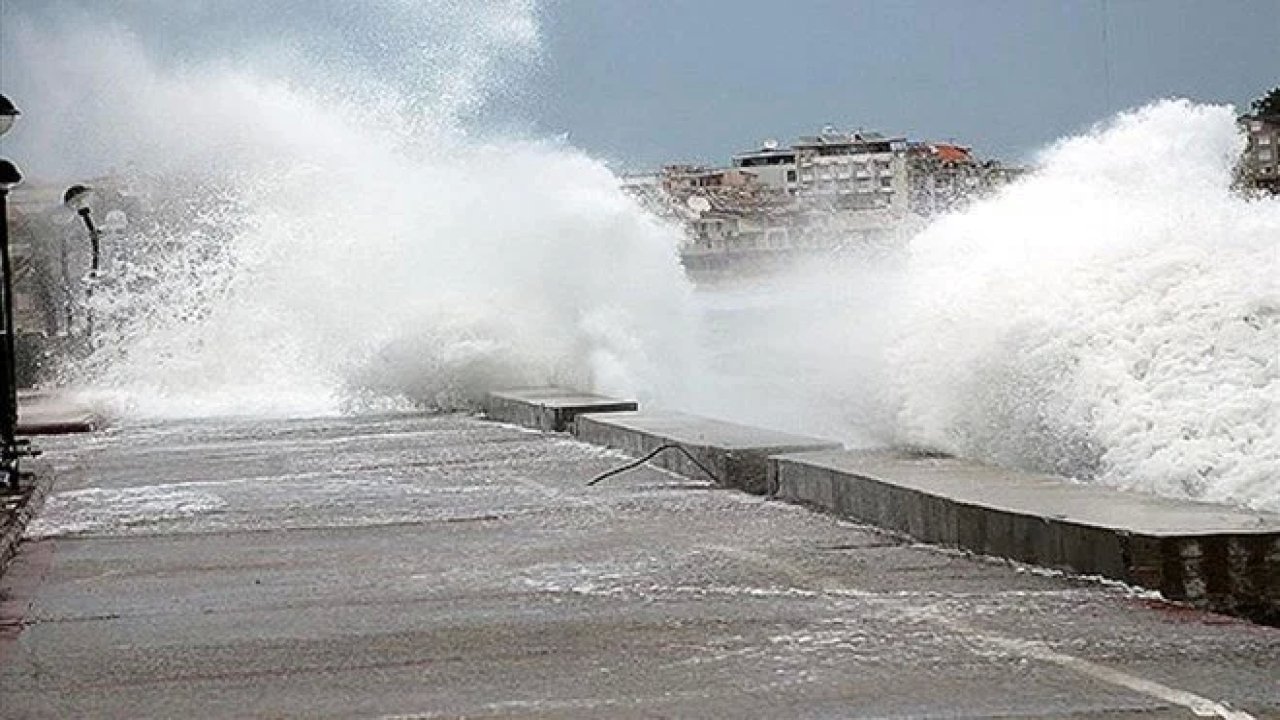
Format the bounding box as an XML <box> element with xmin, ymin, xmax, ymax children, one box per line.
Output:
<box><xmin>574</xmin><ymin>410</ymin><xmax>841</xmax><ymax>495</ymax></box>
<box><xmin>18</xmin><ymin>390</ymin><xmax>101</xmax><ymax>435</ymax></box>
<box><xmin>770</xmin><ymin>449</ymin><xmax>1280</xmax><ymax>625</ymax></box>
<box><xmin>485</xmin><ymin>387</ymin><xmax>638</xmax><ymax>433</ymax></box>
<box><xmin>0</xmin><ymin>463</ymin><xmax>52</xmax><ymax>577</ymax></box>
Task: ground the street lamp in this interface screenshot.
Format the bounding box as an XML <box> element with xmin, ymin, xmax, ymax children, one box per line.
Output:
<box><xmin>0</xmin><ymin>94</ymin><xmax>27</xmax><ymax>489</ymax></box>
<box><xmin>64</xmin><ymin>184</ymin><xmax>102</xmax><ymax>339</ymax></box>
<box><xmin>64</xmin><ymin>184</ymin><xmax>101</xmax><ymax>272</ymax></box>
<box><xmin>0</xmin><ymin>94</ymin><xmax>17</xmax><ymax>137</ymax></box>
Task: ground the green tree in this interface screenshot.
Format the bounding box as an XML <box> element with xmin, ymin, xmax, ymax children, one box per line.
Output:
<box><xmin>1251</xmin><ymin>86</ymin><xmax>1280</xmax><ymax>117</ymax></box>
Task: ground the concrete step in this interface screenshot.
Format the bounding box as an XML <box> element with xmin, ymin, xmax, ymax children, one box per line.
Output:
<box><xmin>574</xmin><ymin>410</ymin><xmax>841</xmax><ymax>494</ymax></box>
<box><xmin>484</xmin><ymin>387</ymin><xmax>638</xmax><ymax>433</ymax></box>
<box><xmin>771</xmin><ymin>449</ymin><xmax>1280</xmax><ymax>625</ymax></box>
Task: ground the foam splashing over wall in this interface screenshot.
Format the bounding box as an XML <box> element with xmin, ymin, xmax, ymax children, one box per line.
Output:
<box><xmin>4</xmin><ymin>5</ymin><xmax>1276</xmax><ymax>512</ymax></box>
<box><xmin>890</xmin><ymin>100</ymin><xmax>1280</xmax><ymax>510</ymax></box>
<box><xmin>4</xmin><ymin>1</ymin><xmax>698</xmax><ymax>418</ymax></box>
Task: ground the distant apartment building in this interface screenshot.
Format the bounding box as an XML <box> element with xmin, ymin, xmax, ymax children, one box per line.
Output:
<box><xmin>731</xmin><ymin>129</ymin><xmax>1018</xmax><ymax>216</ymax></box>
<box><xmin>906</xmin><ymin>142</ymin><xmax>1024</xmax><ymax>215</ymax></box>
<box><xmin>653</xmin><ymin>164</ymin><xmax>794</xmax><ymax>261</ymax></box>
<box><xmin>791</xmin><ymin>129</ymin><xmax>909</xmax><ymax>213</ymax></box>
<box><xmin>730</xmin><ymin>129</ymin><xmax>911</xmax><ymax>213</ymax></box>
<box><xmin>1241</xmin><ymin>113</ymin><xmax>1280</xmax><ymax>193</ymax></box>
<box><xmin>642</xmin><ymin>125</ymin><xmax>1022</xmax><ymax>274</ymax></box>
<box><xmin>619</xmin><ymin>172</ymin><xmax>678</xmax><ymax>222</ymax></box>
<box><xmin>731</xmin><ymin>142</ymin><xmax>798</xmax><ymax>195</ymax></box>
<box><xmin>660</xmin><ymin>165</ymin><xmax>758</xmax><ymax>193</ymax></box>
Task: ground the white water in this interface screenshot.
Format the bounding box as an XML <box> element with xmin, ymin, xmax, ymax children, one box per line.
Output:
<box><xmin>689</xmin><ymin>101</ymin><xmax>1280</xmax><ymax>512</ymax></box>
<box><xmin>892</xmin><ymin>100</ymin><xmax>1279</xmax><ymax>510</ymax></box>
<box><xmin>5</xmin><ymin>6</ymin><xmax>1278</xmax><ymax>511</ymax></box>
<box><xmin>5</xmin><ymin>1</ymin><xmax>699</xmax><ymax>418</ymax></box>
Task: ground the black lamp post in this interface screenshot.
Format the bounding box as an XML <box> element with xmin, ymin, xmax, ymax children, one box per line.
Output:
<box><xmin>0</xmin><ymin>94</ymin><xmax>25</xmax><ymax>489</ymax></box>
<box><xmin>63</xmin><ymin>184</ymin><xmax>101</xmax><ymax>339</ymax></box>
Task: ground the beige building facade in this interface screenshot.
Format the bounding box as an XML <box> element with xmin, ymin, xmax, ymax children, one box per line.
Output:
<box><xmin>1242</xmin><ymin>113</ymin><xmax>1280</xmax><ymax>193</ymax></box>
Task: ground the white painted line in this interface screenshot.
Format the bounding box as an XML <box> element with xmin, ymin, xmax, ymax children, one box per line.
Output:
<box><xmin>709</xmin><ymin>545</ymin><xmax>1257</xmax><ymax>720</ymax></box>
<box><xmin>951</xmin><ymin>621</ymin><xmax>1256</xmax><ymax>720</ymax></box>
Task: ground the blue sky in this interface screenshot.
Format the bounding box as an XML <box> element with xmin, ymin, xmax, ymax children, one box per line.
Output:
<box><xmin>3</xmin><ymin>0</ymin><xmax>1278</xmax><ymax>172</ymax></box>
<box><xmin>530</xmin><ymin>0</ymin><xmax>1280</xmax><ymax>168</ymax></box>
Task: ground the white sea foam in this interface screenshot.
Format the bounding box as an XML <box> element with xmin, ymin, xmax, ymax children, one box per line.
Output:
<box><xmin>5</xmin><ymin>5</ymin><xmax>1276</xmax><ymax>512</ymax></box>
<box><xmin>25</xmin><ymin>485</ymin><xmax>228</xmax><ymax>539</ymax></box>
<box><xmin>5</xmin><ymin>2</ymin><xmax>698</xmax><ymax>419</ymax></box>
<box><xmin>890</xmin><ymin>100</ymin><xmax>1280</xmax><ymax>511</ymax></box>
<box><xmin>687</xmin><ymin>102</ymin><xmax>1278</xmax><ymax>512</ymax></box>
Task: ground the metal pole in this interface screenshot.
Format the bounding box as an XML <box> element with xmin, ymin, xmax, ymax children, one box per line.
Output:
<box><xmin>60</xmin><ymin>235</ymin><xmax>73</xmax><ymax>333</ymax></box>
<box><xmin>77</xmin><ymin>208</ymin><xmax>100</xmax><ymax>339</ymax></box>
<box><xmin>83</xmin><ymin>209</ymin><xmax>100</xmax><ymax>272</ymax></box>
<box><xmin>0</xmin><ymin>96</ymin><xmax>36</xmax><ymax>490</ymax></box>
<box><xmin>0</xmin><ymin>183</ymin><xmax>19</xmax><ymax>490</ymax></box>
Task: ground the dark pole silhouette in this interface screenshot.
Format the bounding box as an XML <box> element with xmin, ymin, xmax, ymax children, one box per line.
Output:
<box><xmin>0</xmin><ymin>94</ymin><xmax>24</xmax><ymax>489</ymax></box>
<box><xmin>64</xmin><ymin>184</ymin><xmax>102</xmax><ymax>339</ymax></box>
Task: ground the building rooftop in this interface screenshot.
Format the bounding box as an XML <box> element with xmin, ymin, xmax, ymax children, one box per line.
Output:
<box><xmin>793</xmin><ymin>130</ymin><xmax>906</xmax><ymax>148</ymax></box>
<box><xmin>909</xmin><ymin>142</ymin><xmax>975</xmax><ymax>163</ymax></box>
<box><xmin>732</xmin><ymin>147</ymin><xmax>797</xmax><ymax>160</ymax></box>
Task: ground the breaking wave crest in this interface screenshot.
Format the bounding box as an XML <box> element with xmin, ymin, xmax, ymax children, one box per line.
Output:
<box><xmin>5</xmin><ymin>1</ymin><xmax>698</xmax><ymax>418</ymax></box>
<box><xmin>5</xmin><ymin>4</ymin><xmax>1276</xmax><ymax>512</ymax></box>
<box><xmin>890</xmin><ymin>100</ymin><xmax>1280</xmax><ymax>510</ymax></box>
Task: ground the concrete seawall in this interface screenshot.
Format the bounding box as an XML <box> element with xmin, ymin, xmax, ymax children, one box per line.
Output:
<box><xmin>485</xmin><ymin>388</ymin><xmax>638</xmax><ymax>433</ymax></box>
<box><xmin>771</xmin><ymin>450</ymin><xmax>1280</xmax><ymax>625</ymax></box>
<box><xmin>574</xmin><ymin>410</ymin><xmax>840</xmax><ymax>494</ymax></box>
<box><xmin>485</xmin><ymin>387</ymin><xmax>1280</xmax><ymax>625</ymax></box>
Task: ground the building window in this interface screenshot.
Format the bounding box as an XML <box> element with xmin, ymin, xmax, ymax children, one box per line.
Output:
<box><xmin>1260</xmin><ymin>149</ymin><xmax>1274</xmax><ymax>162</ymax></box>
<box><xmin>786</xmin><ymin>170</ymin><xmax>797</xmax><ymax>182</ymax></box>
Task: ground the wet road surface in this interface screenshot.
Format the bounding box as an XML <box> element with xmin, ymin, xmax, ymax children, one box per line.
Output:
<box><xmin>1</xmin><ymin>413</ymin><xmax>1276</xmax><ymax>718</ymax></box>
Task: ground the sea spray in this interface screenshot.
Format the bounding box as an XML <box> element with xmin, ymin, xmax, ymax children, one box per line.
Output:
<box><xmin>685</xmin><ymin>101</ymin><xmax>1279</xmax><ymax>512</ymax></box>
<box><xmin>5</xmin><ymin>5</ymin><xmax>1277</xmax><ymax>512</ymax></box>
<box><xmin>3</xmin><ymin>2</ymin><xmax>700</xmax><ymax>418</ymax></box>
<box><xmin>683</xmin><ymin>245</ymin><xmax>908</xmax><ymax>448</ymax></box>
<box><xmin>891</xmin><ymin>100</ymin><xmax>1280</xmax><ymax>511</ymax></box>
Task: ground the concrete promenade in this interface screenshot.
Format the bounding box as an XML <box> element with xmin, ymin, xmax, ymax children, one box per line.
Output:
<box><xmin>1</xmin><ymin>412</ymin><xmax>1277</xmax><ymax>718</ymax></box>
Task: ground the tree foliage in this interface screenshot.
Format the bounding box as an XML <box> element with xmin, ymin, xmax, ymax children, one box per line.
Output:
<box><xmin>1251</xmin><ymin>86</ymin><xmax>1280</xmax><ymax>117</ymax></box>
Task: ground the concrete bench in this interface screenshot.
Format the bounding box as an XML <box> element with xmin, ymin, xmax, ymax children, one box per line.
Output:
<box><xmin>574</xmin><ymin>410</ymin><xmax>841</xmax><ymax>494</ymax></box>
<box><xmin>771</xmin><ymin>449</ymin><xmax>1280</xmax><ymax>624</ymax></box>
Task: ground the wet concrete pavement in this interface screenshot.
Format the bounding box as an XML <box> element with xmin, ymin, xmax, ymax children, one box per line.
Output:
<box><xmin>1</xmin><ymin>413</ymin><xmax>1277</xmax><ymax>718</ymax></box>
